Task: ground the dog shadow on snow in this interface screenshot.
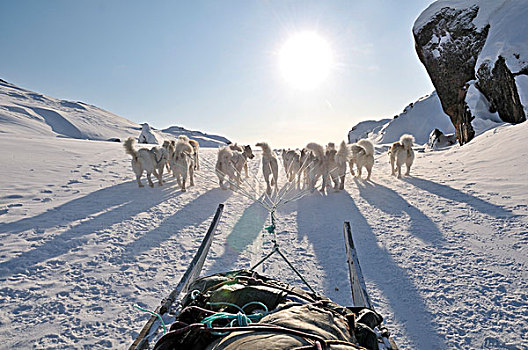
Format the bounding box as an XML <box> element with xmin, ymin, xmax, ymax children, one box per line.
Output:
<box><xmin>0</xmin><ymin>180</ymin><xmax>229</xmax><ymax>279</ymax></box>
<box><xmin>354</xmin><ymin>179</ymin><xmax>444</xmax><ymax>244</ymax></box>
<box><xmin>206</xmin><ymin>198</ymin><xmax>269</xmax><ymax>275</ymax></box>
<box><xmin>404</xmin><ymin>177</ymin><xmax>513</xmax><ymax>218</ymax></box>
<box><xmin>296</xmin><ymin>190</ymin><xmax>446</xmax><ymax>349</ymax></box>
<box><xmin>114</xmin><ymin>187</ymin><xmax>232</xmax><ymax>264</ymax></box>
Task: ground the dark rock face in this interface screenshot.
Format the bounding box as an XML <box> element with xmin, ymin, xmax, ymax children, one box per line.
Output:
<box><xmin>476</xmin><ymin>56</ymin><xmax>526</xmax><ymax>124</ymax></box>
<box><xmin>414</xmin><ymin>3</ymin><xmax>526</xmax><ymax>144</ymax></box>
<box><xmin>414</xmin><ymin>6</ymin><xmax>488</xmax><ymax>144</ymax></box>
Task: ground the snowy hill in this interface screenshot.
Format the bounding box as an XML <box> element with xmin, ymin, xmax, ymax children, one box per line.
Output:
<box><xmin>0</xmin><ymin>110</ymin><xmax>526</xmax><ymax>349</ymax></box>
<box><xmin>0</xmin><ymin>79</ymin><xmax>229</xmax><ymax>147</ymax></box>
<box><xmin>348</xmin><ymin>91</ymin><xmax>455</xmax><ymax>146</ymax></box>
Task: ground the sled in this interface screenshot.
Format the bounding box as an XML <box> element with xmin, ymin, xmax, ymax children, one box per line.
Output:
<box><xmin>130</xmin><ymin>206</ymin><xmax>398</xmax><ymax>349</ymax></box>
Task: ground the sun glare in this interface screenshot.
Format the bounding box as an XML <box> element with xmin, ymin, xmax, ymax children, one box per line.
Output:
<box><xmin>279</xmin><ymin>31</ymin><xmax>333</xmax><ymax>90</ymax></box>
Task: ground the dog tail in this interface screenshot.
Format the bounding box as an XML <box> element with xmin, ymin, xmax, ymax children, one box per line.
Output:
<box><xmin>400</xmin><ymin>134</ymin><xmax>415</xmax><ymax>150</ymax></box>
<box><xmin>305</xmin><ymin>142</ymin><xmax>325</xmax><ymax>161</ymax></box>
<box><xmin>188</xmin><ymin>139</ymin><xmax>199</xmax><ymax>151</ymax></box>
<box><xmin>124</xmin><ymin>137</ymin><xmax>138</xmax><ymax>160</ymax></box>
<box><xmin>174</xmin><ymin>140</ymin><xmax>193</xmax><ymax>160</ymax></box>
<box><xmin>256</xmin><ymin>142</ymin><xmax>273</xmax><ymax>154</ymax></box>
<box><xmin>357</xmin><ymin>139</ymin><xmax>374</xmax><ymax>156</ymax></box>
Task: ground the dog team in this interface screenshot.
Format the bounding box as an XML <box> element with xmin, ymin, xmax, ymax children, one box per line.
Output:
<box><xmin>124</xmin><ymin>134</ymin><xmax>415</xmax><ymax>191</ymax></box>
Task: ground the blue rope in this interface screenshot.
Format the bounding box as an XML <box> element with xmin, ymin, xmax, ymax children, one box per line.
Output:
<box><xmin>201</xmin><ymin>301</ymin><xmax>269</xmax><ymax>335</ymax></box>
<box><xmin>133</xmin><ymin>304</ymin><xmax>167</xmax><ymax>335</ymax></box>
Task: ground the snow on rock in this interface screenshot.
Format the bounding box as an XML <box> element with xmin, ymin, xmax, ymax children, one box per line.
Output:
<box><xmin>413</xmin><ymin>0</ymin><xmax>527</xmax><ymax>145</ymax></box>
<box><xmin>162</xmin><ymin>125</ymin><xmax>230</xmax><ymax>148</ymax></box>
<box><xmin>138</xmin><ymin>123</ymin><xmax>161</xmax><ymax>144</ymax></box>
<box><xmin>348</xmin><ymin>91</ymin><xmax>455</xmax><ymax>146</ymax></box>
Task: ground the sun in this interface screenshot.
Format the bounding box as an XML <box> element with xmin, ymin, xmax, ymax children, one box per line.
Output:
<box><xmin>278</xmin><ymin>31</ymin><xmax>333</xmax><ymax>90</ymax></box>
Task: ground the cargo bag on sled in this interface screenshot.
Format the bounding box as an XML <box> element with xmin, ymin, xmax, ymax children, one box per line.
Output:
<box><xmin>153</xmin><ymin>270</ymin><xmax>384</xmax><ymax>350</ymax></box>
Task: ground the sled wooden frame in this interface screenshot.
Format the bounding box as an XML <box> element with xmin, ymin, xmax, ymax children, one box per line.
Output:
<box><xmin>343</xmin><ymin>221</ymin><xmax>399</xmax><ymax>350</ymax></box>
<box><xmin>129</xmin><ymin>203</ymin><xmax>224</xmax><ymax>350</ymax></box>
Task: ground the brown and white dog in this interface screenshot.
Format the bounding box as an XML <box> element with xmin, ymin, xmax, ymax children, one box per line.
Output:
<box><xmin>389</xmin><ymin>134</ymin><xmax>415</xmax><ymax>178</ymax></box>
<box><xmin>348</xmin><ymin>139</ymin><xmax>375</xmax><ymax>181</ymax></box>
<box><xmin>124</xmin><ymin>137</ymin><xmax>166</xmax><ymax>187</ymax></box>
<box><xmin>256</xmin><ymin>142</ymin><xmax>279</xmax><ymax>195</ymax></box>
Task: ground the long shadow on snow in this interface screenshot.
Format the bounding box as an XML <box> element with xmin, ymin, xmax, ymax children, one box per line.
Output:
<box><xmin>355</xmin><ymin>179</ymin><xmax>444</xmax><ymax>244</ymax></box>
<box><xmin>404</xmin><ymin>177</ymin><xmax>513</xmax><ymax>218</ymax></box>
<box><xmin>0</xmin><ymin>181</ymin><xmax>185</xmax><ymax>279</ymax></box>
<box><xmin>206</xmin><ymin>198</ymin><xmax>268</xmax><ymax>274</ymax></box>
<box><xmin>0</xmin><ymin>181</ymin><xmax>173</xmax><ymax>235</ymax></box>
<box><xmin>296</xmin><ymin>190</ymin><xmax>446</xmax><ymax>349</ymax></box>
<box><xmin>115</xmin><ymin>188</ymin><xmax>232</xmax><ymax>264</ymax></box>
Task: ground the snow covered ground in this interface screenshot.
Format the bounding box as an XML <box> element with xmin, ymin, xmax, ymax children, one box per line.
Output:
<box><xmin>0</xmin><ymin>120</ymin><xmax>527</xmax><ymax>349</ymax></box>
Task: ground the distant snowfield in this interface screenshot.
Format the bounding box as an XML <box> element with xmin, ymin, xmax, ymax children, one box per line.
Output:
<box><xmin>0</xmin><ymin>123</ymin><xmax>527</xmax><ymax>349</ymax></box>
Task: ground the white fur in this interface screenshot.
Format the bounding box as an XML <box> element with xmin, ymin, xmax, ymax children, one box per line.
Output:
<box><xmin>256</xmin><ymin>142</ymin><xmax>279</xmax><ymax>195</ymax></box>
<box><xmin>281</xmin><ymin>149</ymin><xmax>301</xmax><ymax>185</ymax></box>
<box><xmin>124</xmin><ymin>137</ymin><xmax>165</xmax><ymax>187</ymax></box>
<box><xmin>330</xmin><ymin>141</ymin><xmax>349</xmax><ymax>190</ymax></box>
<box><xmin>304</xmin><ymin>142</ymin><xmax>327</xmax><ymax>192</ymax></box>
<box><xmin>215</xmin><ymin>146</ymin><xmax>236</xmax><ymax>190</ymax></box>
<box><xmin>348</xmin><ymin>139</ymin><xmax>375</xmax><ymax>180</ymax></box>
<box><xmin>231</xmin><ymin>145</ymin><xmax>255</xmax><ymax>185</ymax></box>
<box><xmin>389</xmin><ymin>134</ymin><xmax>415</xmax><ymax>178</ymax></box>
<box><xmin>171</xmin><ymin>138</ymin><xmax>195</xmax><ymax>191</ymax></box>
<box><xmin>178</xmin><ymin>135</ymin><xmax>200</xmax><ymax>171</ymax></box>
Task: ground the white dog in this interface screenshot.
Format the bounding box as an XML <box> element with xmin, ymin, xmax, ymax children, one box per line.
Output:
<box><xmin>389</xmin><ymin>134</ymin><xmax>415</xmax><ymax>178</ymax></box>
<box><xmin>327</xmin><ymin>141</ymin><xmax>349</xmax><ymax>191</ymax></box>
<box><xmin>348</xmin><ymin>139</ymin><xmax>375</xmax><ymax>181</ymax></box>
<box><xmin>304</xmin><ymin>142</ymin><xmax>327</xmax><ymax>192</ymax></box>
<box><xmin>231</xmin><ymin>145</ymin><xmax>255</xmax><ymax>183</ymax></box>
<box><xmin>216</xmin><ymin>146</ymin><xmax>236</xmax><ymax>190</ymax></box>
<box><xmin>178</xmin><ymin>135</ymin><xmax>200</xmax><ymax>171</ymax></box>
<box><xmin>171</xmin><ymin>138</ymin><xmax>195</xmax><ymax>191</ymax></box>
<box><xmin>124</xmin><ymin>137</ymin><xmax>166</xmax><ymax>187</ymax></box>
<box><xmin>256</xmin><ymin>142</ymin><xmax>279</xmax><ymax>195</ymax></box>
<box><xmin>281</xmin><ymin>149</ymin><xmax>302</xmax><ymax>185</ymax></box>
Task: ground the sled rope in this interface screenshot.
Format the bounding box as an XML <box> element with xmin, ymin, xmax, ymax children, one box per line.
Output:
<box><xmin>251</xmin><ymin>210</ymin><xmax>316</xmax><ymax>294</ymax></box>
<box><xmin>133</xmin><ymin>304</ymin><xmax>167</xmax><ymax>335</ymax></box>
<box><xmin>200</xmin><ymin>301</ymin><xmax>269</xmax><ymax>335</ymax></box>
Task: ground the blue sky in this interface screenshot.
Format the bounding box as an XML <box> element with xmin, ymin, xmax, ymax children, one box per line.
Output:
<box><xmin>1</xmin><ymin>0</ymin><xmax>435</xmax><ymax>147</ymax></box>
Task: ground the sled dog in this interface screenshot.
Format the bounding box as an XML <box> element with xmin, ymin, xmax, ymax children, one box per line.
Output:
<box><xmin>389</xmin><ymin>134</ymin><xmax>415</xmax><ymax>178</ymax></box>
<box><xmin>124</xmin><ymin>137</ymin><xmax>165</xmax><ymax>187</ymax></box>
<box><xmin>348</xmin><ymin>139</ymin><xmax>375</xmax><ymax>180</ymax></box>
<box><xmin>178</xmin><ymin>135</ymin><xmax>200</xmax><ymax>171</ymax></box>
<box><xmin>281</xmin><ymin>149</ymin><xmax>301</xmax><ymax>185</ymax></box>
<box><xmin>232</xmin><ymin>145</ymin><xmax>255</xmax><ymax>182</ymax></box>
<box><xmin>304</xmin><ymin>142</ymin><xmax>327</xmax><ymax>192</ymax></box>
<box><xmin>256</xmin><ymin>142</ymin><xmax>279</xmax><ymax>195</ymax></box>
<box><xmin>162</xmin><ymin>140</ymin><xmax>175</xmax><ymax>174</ymax></box>
<box><xmin>327</xmin><ymin>141</ymin><xmax>349</xmax><ymax>190</ymax></box>
<box><xmin>171</xmin><ymin>137</ymin><xmax>195</xmax><ymax>191</ymax></box>
<box><xmin>216</xmin><ymin>146</ymin><xmax>237</xmax><ymax>190</ymax></box>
